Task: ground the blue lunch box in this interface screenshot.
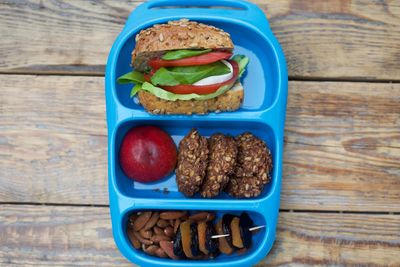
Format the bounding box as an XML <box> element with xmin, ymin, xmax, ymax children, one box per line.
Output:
<box><xmin>105</xmin><ymin>0</ymin><xmax>288</xmax><ymax>266</ymax></box>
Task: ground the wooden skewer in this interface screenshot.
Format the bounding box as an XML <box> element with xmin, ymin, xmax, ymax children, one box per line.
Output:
<box><xmin>166</xmin><ymin>225</ymin><xmax>266</xmax><ymax>243</ymax></box>
<box><xmin>211</xmin><ymin>225</ymin><xmax>266</xmax><ymax>239</ymax></box>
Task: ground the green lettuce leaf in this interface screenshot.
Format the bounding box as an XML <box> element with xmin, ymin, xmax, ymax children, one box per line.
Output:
<box><xmin>150</xmin><ymin>61</ymin><xmax>230</xmax><ymax>86</ymax></box>
<box><xmin>117</xmin><ymin>71</ymin><xmax>145</xmax><ymax>84</ymax></box>
<box><xmin>117</xmin><ymin>55</ymin><xmax>249</xmax><ymax>100</ymax></box>
<box><xmin>130</xmin><ymin>83</ymin><xmax>142</xmax><ymax>97</ymax></box>
<box><xmin>162</xmin><ymin>49</ymin><xmax>212</xmax><ymax>60</ymax></box>
<box><xmin>141</xmin><ymin>82</ymin><xmax>234</xmax><ymax>101</ymax></box>
<box><xmin>232</xmin><ymin>55</ymin><xmax>250</xmax><ymax>77</ymax></box>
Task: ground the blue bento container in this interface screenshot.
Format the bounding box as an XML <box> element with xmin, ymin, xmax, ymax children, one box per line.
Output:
<box><xmin>105</xmin><ymin>0</ymin><xmax>288</xmax><ymax>266</ymax></box>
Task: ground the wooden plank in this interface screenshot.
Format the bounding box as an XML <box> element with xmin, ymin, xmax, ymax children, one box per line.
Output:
<box><xmin>264</xmin><ymin>0</ymin><xmax>400</xmax><ymax>81</ymax></box>
<box><xmin>0</xmin><ymin>74</ymin><xmax>106</xmax><ymax>136</ymax></box>
<box><xmin>0</xmin><ymin>205</ymin><xmax>130</xmax><ymax>267</ymax></box>
<box><xmin>282</xmin><ymin>142</ymin><xmax>400</xmax><ymax>211</ymax></box>
<box><xmin>0</xmin><ymin>0</ymin><xmax>138</xmax><ymax>75</ymax></box>
<box><xmin>1</xmin><ymin>75</ymin><xmax>399</xmax><ymax>210</ymax></box>
<box><xmin>0</xmin><ymin>75</ymin><xmax>107</xmax><ymax>204</ymax></box>
<box><xmin>260</xmin><ymin>211</ymin><xmax>400</xmax><ymax>266</ymax></box>
<box><xmin>0</xmin><ymin>130</ymin><xmax>108</xmax><ymax>205</ymax></box>
<box><xmin>286</xmin><ymin>81</ymin><xmax>400</xmax><ymax>147</ymax></box>
<box><xmin>0</xmin><ymin>205</ymin><xmax>399</xmax><ymax>266</ymax></box>
<box><xmin>0</xmin><ymin>0</ymin><xmax>399</xmax><ymax>80</ymax></box>
<box><xmin>282</xmin><ymin>81</ymin><xmax>400</xmax><ymax>211</ymax></box>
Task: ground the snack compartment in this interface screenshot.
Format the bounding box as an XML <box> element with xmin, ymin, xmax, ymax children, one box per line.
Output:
<box><xmin>111</xmin><ymin>117</ymin><xmax>278</xmax><ymax>201</ymax></box>
<box><xmin>111</xmin><ymin>207</ymin><xmax>272</xmax><ymax>267</ymax></box>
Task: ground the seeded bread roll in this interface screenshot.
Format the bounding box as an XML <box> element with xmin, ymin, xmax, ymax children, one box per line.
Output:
<box><xmin>132</xmin><ymin>19</ymin><xmax>234</xmax><ymax>72</ymax></box>
<box><xmin>137</xmin><ymin>81</ymin><xmax>244</xmax><ymax>115</ymax></box>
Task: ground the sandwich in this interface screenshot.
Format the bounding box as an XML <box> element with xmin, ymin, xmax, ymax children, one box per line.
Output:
<box><xmin>117</xmin><ymin>19</ymin><xmax>249</xmax><ymax>115</ymax></box>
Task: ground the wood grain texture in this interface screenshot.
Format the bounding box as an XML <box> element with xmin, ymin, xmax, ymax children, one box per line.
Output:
<box><xmin>263</xmin><ymin>0</ymin><xmax>400</xmax><ymax>81</ymax></box>
<box><xmin>283</xmin><ymin>81</ymin><xmax>400</xmax><ymax>211</ymax></box>
<box><xmin>0</xmin><ymin>75</ymin><xmax>107</xmax><ymax>204</ymax></box>
<box><xmin>286</xmin><ymin>81</ymin><xmax>400</xmax><ymax>148</ymax></box>
<box><xmin>0</xmin><ymin>129</ymin><xmax>108</xmax><ymax>204</ymax></box>
<box><xmin>259</xmin><ymin>211</ymin><xmax>400</xmax><ymax>266</ymax></box>
<box><xmin>0</xmin><ymin>205</ymin><xmax>399</xmax><ymax>266</ymax></box>
<box><xmin>0</xmin><ymin>74</ymin><xmax>106</xmax><ymax>135</ymax></box>
<box><xmin>0</xmin><ymin>0</ymin><xmax>399</xmax><ymax>80</ymax></box>
<box><xmin>0</xmin><ymin>205</ymin><xmax>129</xmax><ymax>266</ymax></box>
<box><xmin>1</xmin><ymin>75</ymin><xmax>399</xmax><ymax>210</ymax></box>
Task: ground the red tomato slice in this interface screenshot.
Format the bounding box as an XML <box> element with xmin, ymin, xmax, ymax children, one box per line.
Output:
<box><xmin>148</xmin><ymin>51</ymin><xmax>233</xmax><ymax>69</ymax></box>
<box><xmin>143</xmin><ymin>73</ymin><xmax>152</xmax><ymax>83</ymax></box>
<box><xmin>158</xmin><ymin>60</ymin><xmax>239</xmax><ymax>95</ymax></box>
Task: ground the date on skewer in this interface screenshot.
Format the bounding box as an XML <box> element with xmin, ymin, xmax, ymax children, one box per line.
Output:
<box><xmin>172</xmin><ymin>212</ymin><xmax>265</xmax><ymax>259</ymax></box>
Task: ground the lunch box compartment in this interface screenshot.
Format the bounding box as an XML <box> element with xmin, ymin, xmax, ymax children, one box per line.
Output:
<box><xmin>120</xmin><ymin>208</ymin><xmax>268</xmax><ymax>264</ymax></box>
<box><xmin>106</xmin><ymin>1</ymin><xmax>288</xmax><ymax>266</ymax></box>
<box><xmin>114</xmin><ymin>20</ymin><xmax>280</xmax><ymax>112</ymax></box>
<box><xmin>113</xmin><ymin>118</ymin><xmax>277</xmax><ymax>200</ymax></box>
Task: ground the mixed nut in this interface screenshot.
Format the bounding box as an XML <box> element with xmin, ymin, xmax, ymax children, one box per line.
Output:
<box><xmin>127</xmin><ymin>210</ymin><xmax>258</xmax><ymax>260</ymax></box>
<box><xmin>176</xmin><ymin>129</ymin><xmax>273</xmax><ymax>198</ymax></box>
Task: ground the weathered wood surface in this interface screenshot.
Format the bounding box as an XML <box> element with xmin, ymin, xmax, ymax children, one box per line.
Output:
<box><xmin>1</xmin><ymin>75</ymin><xmax>399</xmax><ymax>211</ymax></box>
<box><xmin>0</xmin><ymin>205</ymin><xmax>128</xmax><ymax>267</ymax></box>
<box><xmin>0</xmin><ymin>75</ymin><xmax>107</xmax><ymax>204</ymax></box>
<box><xmin>0</xmin><ymin>0</ymin><xmax>399</xmax><ymax>80</ymax></box>
<box><xmin>1</xmin><ymin>0</ymin><xmax>399</xmax><ymax>265</ymax></box>
<box><xmin>260</xmin><ymin>211</ymin><xmax>400</xmax><ymax>267</ymax></box>
<box><xmin>284</xmin><ymin>81</ymin><xmax>400</xmax><ymax>211</ymax></box>
<box><xmin>0</xmin><ymin>205</ymin><xmax>398</xmax><ymax>266</ymax></box>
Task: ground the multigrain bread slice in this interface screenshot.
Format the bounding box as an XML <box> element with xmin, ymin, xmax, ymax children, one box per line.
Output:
<box><xmin>137</xmin><ymin>81</ymin><xmax>244</xmax><ymax>115</ymax></box>
<box><xmin>132</xmin><ymin>19</ymin><xmax>234</xmax><ymax>72</ymax></box>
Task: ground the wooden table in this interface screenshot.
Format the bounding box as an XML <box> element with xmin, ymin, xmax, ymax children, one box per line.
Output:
<box><xmin>1</xmin><ymin>1</ymin><xmax>399</xmax><ymax>266</ymax></box>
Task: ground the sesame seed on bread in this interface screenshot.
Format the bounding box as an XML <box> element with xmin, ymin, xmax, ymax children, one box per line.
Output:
<box><xmin>131</xmin><ymin>19</ymin><xmax>234</xmax><ymax>71</ymax></box>
<box><xmin>137</xmin><ymin>81</ymin><xmax>244</xmax><ymax>115</ymax></box>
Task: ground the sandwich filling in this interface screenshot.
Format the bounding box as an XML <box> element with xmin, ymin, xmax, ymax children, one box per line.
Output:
<box><xmin>118</xmin><ymin>49</ymin><xmax>249</xmax><ymax>101</ymax></box>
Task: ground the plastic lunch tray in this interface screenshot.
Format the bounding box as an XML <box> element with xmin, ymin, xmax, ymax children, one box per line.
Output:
<box><xmin>105</xmin><ymin>0</ymin><xmax>288</xmax><ymax>266</ymax></box>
